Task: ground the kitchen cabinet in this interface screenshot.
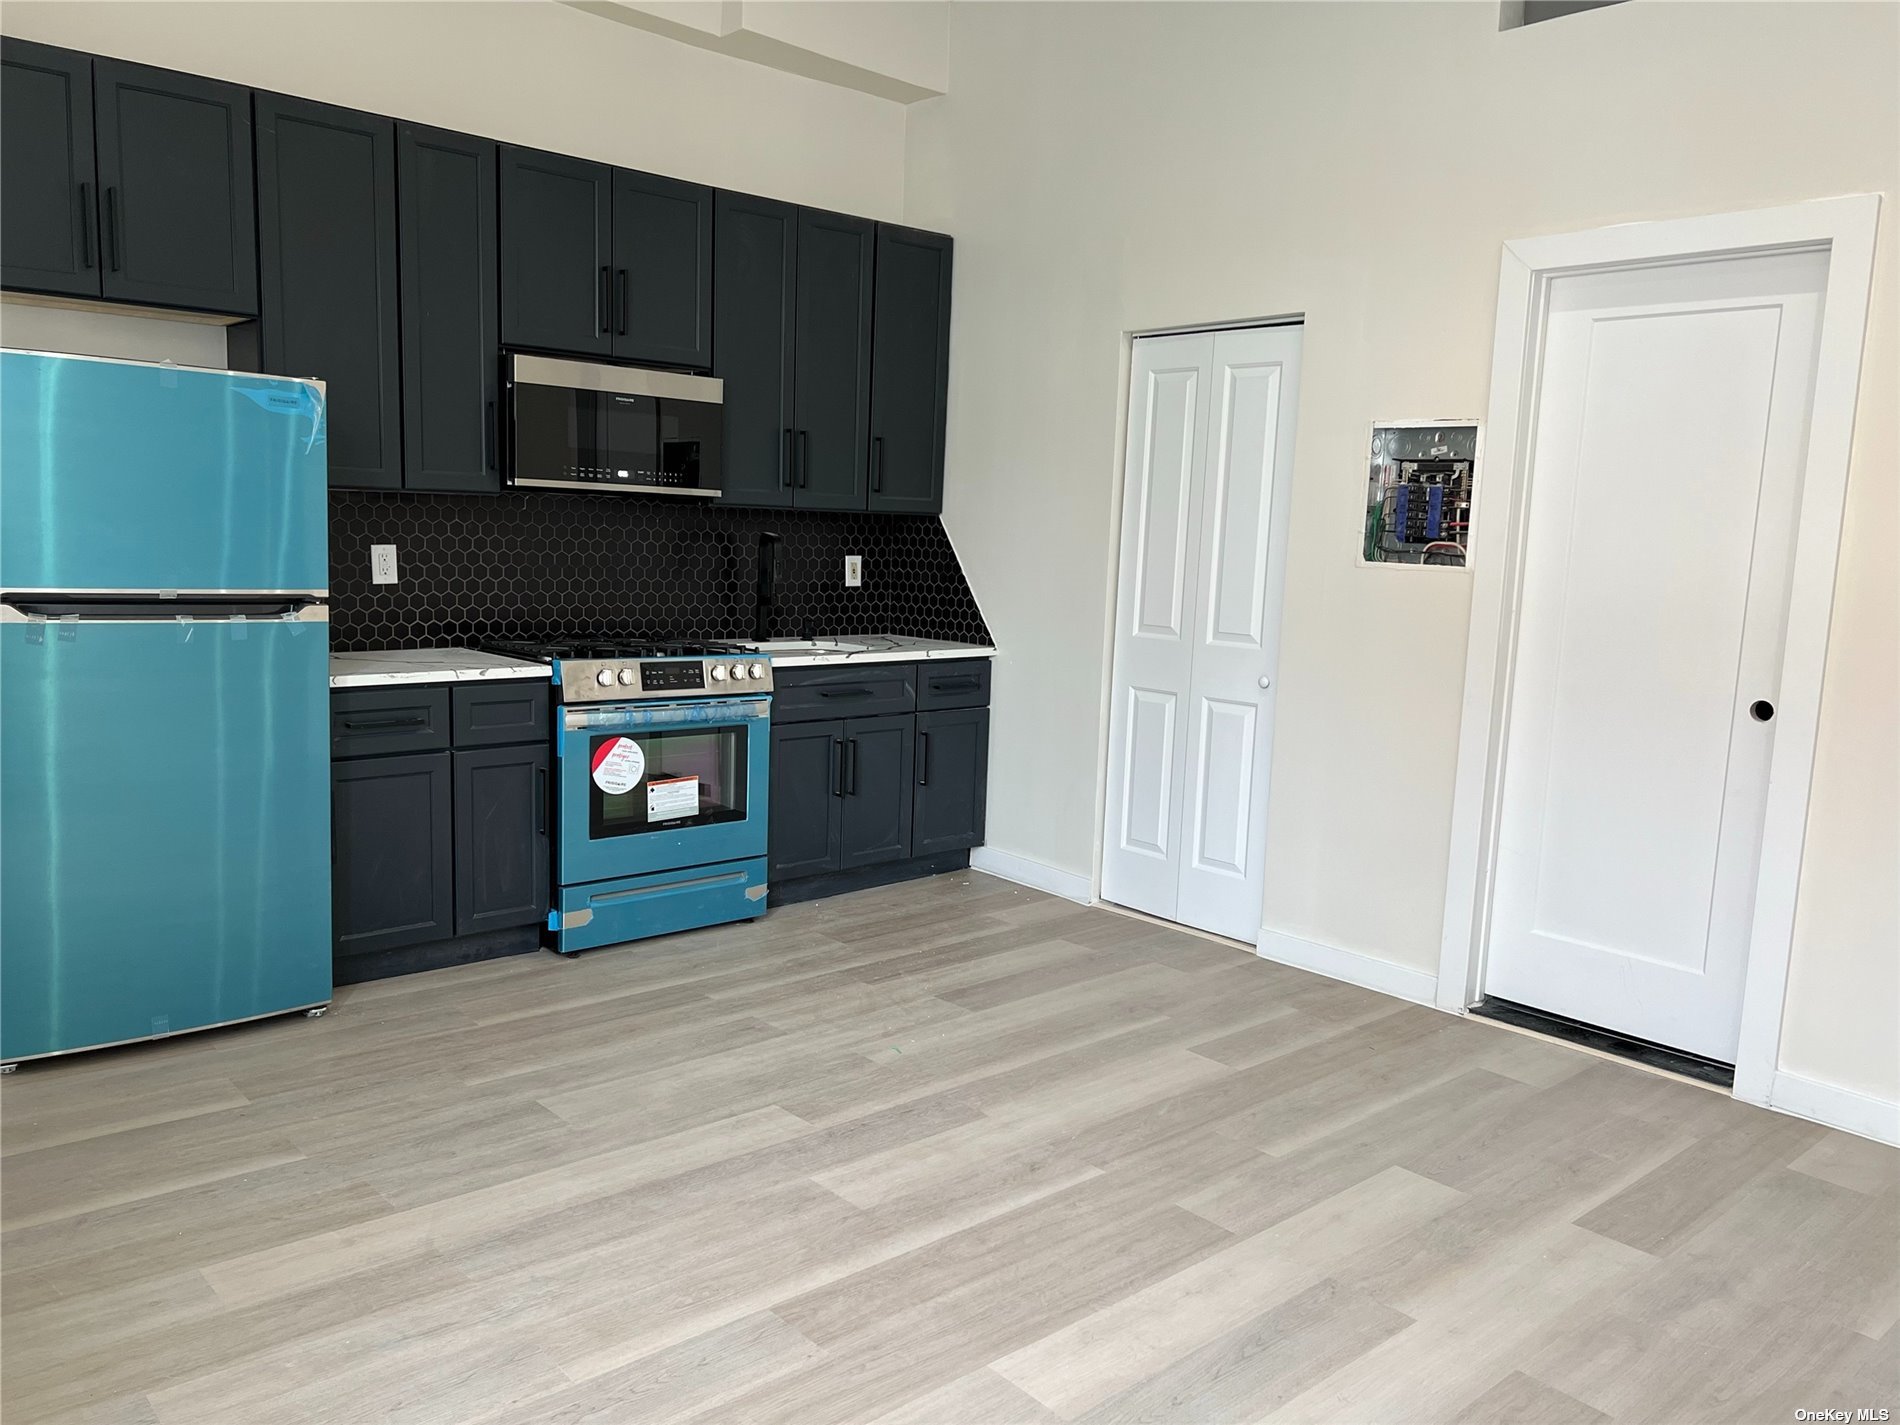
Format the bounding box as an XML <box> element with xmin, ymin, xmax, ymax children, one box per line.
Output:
<box><xmin>0</xmin><ymin>39</ymin><xmax>97</xmax><ymax>299</ymax></box>
<box><xmin>332</xmin><ymin>749</ymin><xmax>455</xmax><ymax>958</ymax></box>
<box><xmin>769</xmin><ymin>720</ymin><xmax>845</xmax><ymax>882</ymax></box>
<box><xmin>713</xmin><ymin>191</ymin><xmax>797</xmax><ymax>507</ymax></box>
<box><xmin>912</xmin><ymin>707</ymin><xmax>990</xmax><ymax>856</ymax></box>
<box><xmin>399</xmin><ymin>124</ymin><xmax>500</xmax><ymax>494</ymax></box>
<box><xmin>868</xmin><ymin>225</ymin><xmax>954</xmax><ymax>515</ymax></box>
<box><xmin>837</xmin><ymin>713</ymin><xmax>915</xmax><ymax>870</ymax></box>
<box><xmin>331</xmin><ymin>681</ymin><xmax>550</xmax><ymax>978</ymax></box>
<box><xmin>453</xmin><ymin>742</ymin><xmax>550</xmax><ymax>936</ymax></box>
<box><xmin>499</xmin><ymin>145</ymin><xmax>612</xmax><ymax>357</ymax></box>
<box><xmin>93</xmin><ymin>58</ymin><xmax>256</xmax><ymax>314</ymax></box>
<box><xmin>791</xmin><ymin>208</ymin><xmax>875</xmax><ymax>511</ymax></box>
<box><xmin>611</xmin><ymin>169</ymin><xmax>713</xmax><ymax>370</ymax></box>
<box><xmin>250</xmin><ymin>94</ymin><xmax>401</xmax><ymax>490</ymax></box>
<box><xmin>768</xmin><ymin>660</ymin><xmax>989</xmax><ymax>897</ymax></box>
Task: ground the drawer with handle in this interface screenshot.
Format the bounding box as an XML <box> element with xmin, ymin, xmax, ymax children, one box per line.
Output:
<box><xmin>772</xmin><ymin>663</ymin><xmax>915</xmax><ymax>724</ymax></box>
<box><xmin>916</xmin><ymin>659</ymin><xmax>991</xmax><ymax>711</ymax></box>
<box><xmin>331</xmin><ymin>686</ymin><xmax>452</xmax><ymax>758</ymax></box>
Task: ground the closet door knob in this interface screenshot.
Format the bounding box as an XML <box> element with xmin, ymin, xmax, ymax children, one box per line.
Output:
<box><xmin>1257</xmin><ymin>676</ymin><xmax>1272</xmax><ymax>690</ymax></box>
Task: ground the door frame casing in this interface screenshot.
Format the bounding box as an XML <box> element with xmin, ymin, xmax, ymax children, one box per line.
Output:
<box><xmin>1437</xmin><ymin>195</ymin><xmax>1881</xmax><ymax>1108</ymax></box>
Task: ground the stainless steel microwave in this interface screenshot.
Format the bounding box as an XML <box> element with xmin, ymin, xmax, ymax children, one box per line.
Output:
<box><xmin>506</xmin><ymin>353</ymin><xmax>724</xmax><ymax>498</ymax></box>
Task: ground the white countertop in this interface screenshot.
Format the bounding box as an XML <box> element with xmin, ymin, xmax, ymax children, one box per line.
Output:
<box><xmin>747</xmin><ymin>636</ymin><xmax>995</xmax><ymax>668</ymax></box>
<box><xmin>329</xmin><ymin>648</ymin><xmax>551</xmax><ymax>689</ymax></box>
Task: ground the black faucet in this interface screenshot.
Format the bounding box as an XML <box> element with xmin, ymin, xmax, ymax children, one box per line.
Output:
<box><xmin>753</xmin><ymin>531</ymin><xmax>781</xmax><ymax>642</ymax></box>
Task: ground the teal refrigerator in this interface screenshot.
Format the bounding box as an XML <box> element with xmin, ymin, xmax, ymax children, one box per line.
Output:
<box><xmin>1</xmin><ymin>350</ymin><xmax>333</xmax><ymax>1064</ymax></box>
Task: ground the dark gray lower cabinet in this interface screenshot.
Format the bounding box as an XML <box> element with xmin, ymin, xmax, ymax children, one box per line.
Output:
<box><xmin>912</xmin><ymin>707</ymin><xmax>990</xmax><ymax>856</ymax></box>
<box><xmin>838</xmin><ymin>714</ymin><xmax>914</xmax><ymax>870</ymax></box>
<box><xmin>332</xmin><ymin>750</ymin><xmax>455</xmax><ymax>957</ymax></box>
<box><xmin>452</xmin><ymin>743</ymin><xmax>549</xmax><ymax>935</ymax></box>
<box><xmin>768</xmin><ymin>661</ymin><xmax>988</xmax><ymax>892</ymax></box>
<box><xmin>770</xmin><ymin>719</ymin><xmax>843</xmax><ymax>881</ymax></box>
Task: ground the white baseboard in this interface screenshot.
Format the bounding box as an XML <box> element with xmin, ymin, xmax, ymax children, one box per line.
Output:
<box><xmin>967</xmin><ymin>847</ymin><xmax>1093</xmax><ymax>904</ymax></box>
<box><xmin>1766</xmin><ymin>1069</ymin><xmax>1900</xmax><ymax>1146</ymax></box>
<box><xmin>1254</xmin><ymin>928</ymin><xmax>1439</xmax><ymax>1007</ymax></box>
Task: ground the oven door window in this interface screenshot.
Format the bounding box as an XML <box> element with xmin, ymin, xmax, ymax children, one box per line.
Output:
<box><xmin>589</xmin><ymin>723</ymin><xmax>748</xmax><ymax>838</ymax></box>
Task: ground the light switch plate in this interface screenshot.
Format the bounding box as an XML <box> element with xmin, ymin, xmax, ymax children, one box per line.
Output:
<box><xmin>844</xmin><ymin>554</ymin><xmax>863</xmax><ymax>588</ymax></box>
<box><xmin>371</xmin><ymin>544</ymin><xmax>398</xmax><ymax>585</ymax></box>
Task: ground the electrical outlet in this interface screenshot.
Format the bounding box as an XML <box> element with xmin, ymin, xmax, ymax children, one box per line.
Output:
<box><xmin>844</xmin><ymin>554</ymin><xmax>863</xmax><ymax>588</ymax></box>
<box><xmin>371</xmin><ymin>544</ymin><xmax>398</xmax><ymax>585</ymax></box>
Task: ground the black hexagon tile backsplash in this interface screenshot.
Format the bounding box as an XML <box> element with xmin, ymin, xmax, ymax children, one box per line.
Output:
<box><xmin>328</xmin><ymin>491</ymin><xmax>993</xmax><ymax>651</ymax></box>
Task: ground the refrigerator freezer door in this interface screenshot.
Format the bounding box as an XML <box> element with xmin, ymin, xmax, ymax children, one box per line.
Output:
<box><xmin>0</xmin><ymin>351</ymin><xmax>328</xmax><ymax>594</ymax></box>
<box><xmin>1</xmin><ymin>612</ymin><xmax>332</xmax><ymax>1061</ymax></box>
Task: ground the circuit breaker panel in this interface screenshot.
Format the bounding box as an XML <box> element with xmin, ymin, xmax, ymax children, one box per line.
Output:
<box><xmin>1363</xmin><ymin>423</ymin><xmax>1479</xmax><ymax>566</ymax></box>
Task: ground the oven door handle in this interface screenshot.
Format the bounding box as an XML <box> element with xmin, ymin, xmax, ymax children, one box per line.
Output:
<box><xmin>562</xmin><ymin>697</ymin><xmax>770</xmax><ymax>732</ymax></box>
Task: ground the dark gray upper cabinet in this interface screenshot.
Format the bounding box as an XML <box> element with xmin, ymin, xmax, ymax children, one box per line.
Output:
<box><xmin>912</xmin><ymin>706</ymin><xmax>989</xmax><ymax>856</ymax></box>
<box><xmin>611</xmin><ymin>169</ymin><xmax>713</xmax><ymax>370</ymax></box>
<box><xmin>837</xmin><ymin>712</ymin><xmax>915</xmax><ymax>870</ymax></box>
<box><xmin>499</xmin><ymin>145</ymin><xmax>611</xmax><ymax>356</ymax></box>
<box><xmin>713</xmin><ymin>191</ymin><xmax>798</xmax><ymax>508</ymax></box>
<box><xmin>93</xmin><ymin>59</ymin><xmax>255</xmax><ymax>314</ymax></box>
<box><xmin>252</xmin><ymin>94</ymin><xmax>401</xmax><ymax>490</ymax></box>
<box><xmin>792</xmin><ymin>208</ymin><xmax>875</xmax><ymax>512</ymax></box>
<box><xmin>399</xmin><ymin>124</ymin><xmax>499</xmax><ymax>493</ymax></box>
<box><xmin>869</xmin><ymin>225</ymin><xmax>953</xmax><ymax>515</ymax></box>
<box><xmin>1</xmin><ymin>39</ymin><xmax>98</xmax><ymax>299</ymax></box>
<box><xmin>452</xmin><ymin>742</ymin><xmax>549</xmax><ymax>936</ymax></box>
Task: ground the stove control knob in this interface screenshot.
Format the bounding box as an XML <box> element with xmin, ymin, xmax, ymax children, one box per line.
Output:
<box><xmin>710</xmin><ymin>664</ymin><xmax>728</xmax><ymax>682</ymax></box>
<box><xmin>618</xmin><ymin>668</ymin><xmax>637</xmax><ymax>685</ymax></box>
<box><xmin>749</xmin><ymin>662</ymin><xmax>767</xmax><ymax>680</ymax></box>
<box><xmin>730</xmin><ymin>661</ymin><xmax>749</xmax><ymax>681</ymax></box>
<box><xmin>595</xmin><ymin>668</ymin><xmax>615</xmax><ymax>687</ymax></box>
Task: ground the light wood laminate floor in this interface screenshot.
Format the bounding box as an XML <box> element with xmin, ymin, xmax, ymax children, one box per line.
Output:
<box><xmin>3</xmin><ymin>872</ymin><xmax>1894</xmax><ymax>1424</ymax></box>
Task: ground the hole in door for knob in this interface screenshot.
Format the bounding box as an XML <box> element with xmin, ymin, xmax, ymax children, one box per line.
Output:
<box><xmin>1750</xmin><ymin>700</ymin><xmax>1775</xmax><ymax>722</ymax></box>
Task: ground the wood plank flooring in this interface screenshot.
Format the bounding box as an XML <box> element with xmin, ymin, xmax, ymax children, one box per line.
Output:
<box><xmin>2</xmin><ymin>872</ymin><xmax>1894</xmax><ymax>1424</ymax></box>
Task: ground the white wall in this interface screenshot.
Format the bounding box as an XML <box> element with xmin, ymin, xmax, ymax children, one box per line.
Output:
<box><xmin>0</xmin><ymin>1</ymin><xmax>906</xmax><ymax>217</ymax></box>
<box><xmin>906</xmin><ymin>1</ymin><xmax>1899</xmax><ymax>1106</ymax></box>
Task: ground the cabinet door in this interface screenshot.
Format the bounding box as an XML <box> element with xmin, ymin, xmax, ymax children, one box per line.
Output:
<box><xmin>713</xmin><ymin>191</ymin><xmax>796</xmax><ymax>508</ymax></box>
<box><xmin>499</xmin><ymin>145</ymin><xmax>611</xmax><ymax>356</ymax></box>
<box><xmin>1</xmin><ymin>39</ymin><xmax>98</xmax><ymax>299</ymax></box>
<box><xmin>93</xmin><ymin>59</ymin><xmax>256</xmax><ymax>314</ymax></box>
<box><xmin>400</xmin><ymin>125</ymin><xmax>500</xmax><ymax>493</ymax></box>
<box><xmin>254</xmin><ymin>94</ymin><xmax>401</xmax><ymax>490</ymax></box>
<box><xmin>332</xmin><ymin>751</ymin><xmax>454</xmax><ymax>958</ymax></box>
<box><xmin>770</xmin><ymin>718</ymin><xmax>842</xmax><ymax>881</ymax></box>
<box><xmin>453</xmin><ymin>743</ymin><xmax>550</xmax><ymax>936</ymax></box>
<box><xmin>612</xmin><ymin>169</ymin><xmax>712</xmax><ymax>370</ymax></box>
<box><xmin>912</xmin><ymin>707</ymin><xmax>989</xmax><ymax>856</ymax></box>
<box><xmin>838</xmin><ymin>714</ymin><xmax>915</xmax><ymax>871</ymax></box>
<box><xmin>793</xmin><ymin>208</ymin><xmax>874</xmax><ymax>511</ymax></box>
<box><xmin>868</xmin><ymin>225</ymin><xmax>953</xmax><ymax>515</ymax></box>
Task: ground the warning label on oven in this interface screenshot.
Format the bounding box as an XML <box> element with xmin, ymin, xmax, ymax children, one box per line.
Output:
<box><xmin>591</xmin><ymin>736</ymin><xmax>646</xmax><ymax>795</ymax></box>
<box><xmin>646</xmin><ymin>776</ymin><xmax>699</xmax><ymax>820</ymax></box>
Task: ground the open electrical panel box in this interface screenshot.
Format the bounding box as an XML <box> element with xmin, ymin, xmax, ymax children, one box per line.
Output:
<box><xmin>1362</xmin><ymin>421</ymin><xmax>1480</xmax><ymax>566</ymax></box>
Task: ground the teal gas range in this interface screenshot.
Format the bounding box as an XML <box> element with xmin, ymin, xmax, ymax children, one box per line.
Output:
<box><xmin>485</xmin><ymin>639</ymin><xmax>773</xmax><ymax>953</ymax></box>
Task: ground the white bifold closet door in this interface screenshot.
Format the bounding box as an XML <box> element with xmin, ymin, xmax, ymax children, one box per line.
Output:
<box><xmin>1100</xmin><ymin>325</ymin><xmax>1302</xmax><ymax>944</ymax></box>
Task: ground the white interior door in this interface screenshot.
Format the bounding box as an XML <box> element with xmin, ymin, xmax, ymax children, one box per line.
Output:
<box><xmin>1486</xmin><ymin>249</ymin><xmax>1828</xmax><ymax>1063</ymax></box>
<box><xmin>1102</xmin><ymin>325</ymin><xmax>1302</xmax><ymax>943</ymax></box>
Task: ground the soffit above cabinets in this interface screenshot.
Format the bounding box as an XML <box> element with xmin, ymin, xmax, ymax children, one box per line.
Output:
<box><xmin>559</xmin><ymin>0</ymin><xmax>948</xmax><ymax>103</ymax></box>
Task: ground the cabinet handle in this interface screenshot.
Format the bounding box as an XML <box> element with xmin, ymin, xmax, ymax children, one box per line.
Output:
<box><xmin>535</xmin><ymin>767</ymin><xmax>548</xmax><ymax>835</ymax></box>
<box><xmin>615</xmin><ymin>269</ymin><xmax>628</xmax><ymax>336</ymax></box>
<box><xmin>930</xmin><ymin>676</ymin><xmax>981</xmax><ymax>694</ymax></box>
<box><xmin>817</xmin><ymin>687</ymin><xmax>873</xmax><ymax>700</ymax></box>
<box><xmin>342</xmin><ymin>714</ymin><xmax>428</xmax><ymax>732</ymax></box>
<box><xmin>77</xmin><ymin>182</ymin><xmax>94</xmax><ymax>269</ymax></box>
<box><xmin>598</xmin><ymin>266</ymin><xmax>610</xmax><ymax>335</ymax></box>
<box><xmin>782</xmin><ymin>429</ymin><xmax>794</xmax><ymax>489</ymax></box>
<box><xmin>831</xmin><ymin>737</ymin><xmax>843</xmax><ymax>798</ymax></box>
<box><xmin>917</xmin><ymin>730</ymin><xmax>929</xmax><ymax>786</ymax></box>
<box><xmin>485</xmin><ymin>399</ymin><xmax>497</xmax><ymax>473</ymax></box>
<box><xmin>104</xmin><ymin>186</ymin><xmax>121</xmax><ymax>272</ymax></box>
<box><xmin>847</xmin><ymin>736</ymin><xmax>859</xmax><ymax>796</ymax></box>
<box><xmin>870</xmin><ymin>436</ymin><xmax>883</xmax><ymax>493</ymax></box>
<box><xmin>797</xmin><ymin>430</ymin><xmax>809</xmax><ymax>489</ymax></box>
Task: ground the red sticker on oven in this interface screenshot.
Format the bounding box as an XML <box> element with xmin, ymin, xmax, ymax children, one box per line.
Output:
<box><xmin>591</xmin><ymin>736</ymin><xmax>646</xmax><ymax>794</ymax></box>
